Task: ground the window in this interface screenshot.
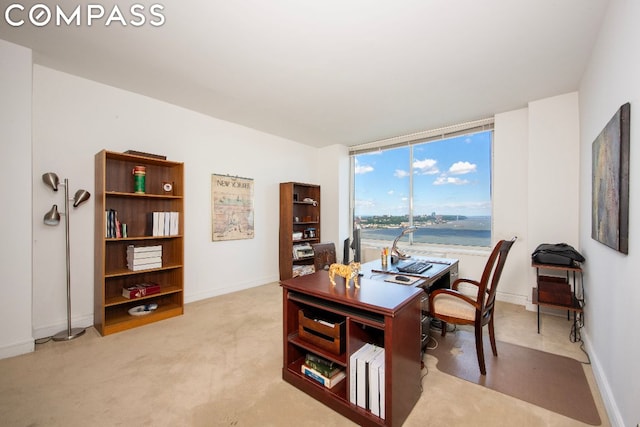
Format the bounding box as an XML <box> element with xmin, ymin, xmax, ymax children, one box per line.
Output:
<box><xmin>351</xmin><ymin>122</ymin><xmax>493</xmax><ymax>249</ymax></box>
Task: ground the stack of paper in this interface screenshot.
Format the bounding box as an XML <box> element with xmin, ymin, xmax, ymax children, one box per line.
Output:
<box><xmin>127</xmin><ymin>245</ymin><xmax>162</xmax><ymax>271</ymax></box>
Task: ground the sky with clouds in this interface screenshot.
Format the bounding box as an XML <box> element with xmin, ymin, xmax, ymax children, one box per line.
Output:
<box><xmin>354</xmin><ymin>131</ymin><xmax>492</xmax><ymax>217</ymax></box>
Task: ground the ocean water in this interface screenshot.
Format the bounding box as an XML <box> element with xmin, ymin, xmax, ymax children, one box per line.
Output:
<box><xmin>360</xmin><ymin>218</ymin><xmax>491</xmax><ymax>248</ymax></box>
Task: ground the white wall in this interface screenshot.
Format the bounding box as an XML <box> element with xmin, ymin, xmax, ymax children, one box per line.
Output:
<box><xmin>528</xmin><ymin>93</ymin><xmax>581</xmax><ymax>246</ymax></box>
<box><xmin>31</xmin><ymin>65</ymin><xmax>320</xmax><ymax>337</ymax></box>
<box><xmin>579</xmin><ymin>0</ymin><xmax>640</xmax><ymax>425</ymax></box>
<box><xmin>494</xmin><ymin>107</ymin><xmax>529</xmax><ymax>302</ymax></box>
<box><xmin>0</xmin><ymin>40</ymin><xmax>34</xmax><ymax>358</ymax></box>
<box><xmin>317</xmin><ymin>144</ymin><xmax>351</xmax><ymax>260</ymax></box>
<box><xmin>526</xmin><ymin>93</ymin><xmax>582</xmax><ymax>298</ymax></box>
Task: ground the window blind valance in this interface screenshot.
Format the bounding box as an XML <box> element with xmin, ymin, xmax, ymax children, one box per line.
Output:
<box><xmin>349</xmin><ymin>117</ymin><xmax>494</xmax><ymax>155</ymax></box>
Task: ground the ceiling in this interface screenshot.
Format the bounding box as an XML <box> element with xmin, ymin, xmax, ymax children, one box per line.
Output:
<box><xmin>0</xmin><ymin>0</ymin><xmax>609</xmax><ymax>148</ymax></box>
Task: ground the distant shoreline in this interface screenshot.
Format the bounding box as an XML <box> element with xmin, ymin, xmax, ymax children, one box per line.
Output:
<box><xmin>359</xmin><ymin>218</ymin><xmax>491</xmax><ymax>247</ymax></box>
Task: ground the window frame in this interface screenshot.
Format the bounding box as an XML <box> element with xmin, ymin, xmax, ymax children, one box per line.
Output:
<box><xmin>349</xmin><ymin>119</ymin><xmax>494</xmax><ymax>253</ymax></box>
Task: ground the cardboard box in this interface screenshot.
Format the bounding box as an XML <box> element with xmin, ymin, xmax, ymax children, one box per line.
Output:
<box><xmin>122</xmin><ymin>283</ymin><xmax>161</xmax><ymax>299</ymax></box>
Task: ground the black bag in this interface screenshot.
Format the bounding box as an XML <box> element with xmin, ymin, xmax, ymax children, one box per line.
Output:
<box><xmin>532</xmin><ymin>243</ymin><xmax>585</xmax><ymax>266</ymax></box>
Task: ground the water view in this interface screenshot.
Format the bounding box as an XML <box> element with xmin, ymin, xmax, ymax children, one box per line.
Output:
<box><xmin>358</xmin><ymin>216</ymin><xmax>491</xmax><ymax>247</ymax></box>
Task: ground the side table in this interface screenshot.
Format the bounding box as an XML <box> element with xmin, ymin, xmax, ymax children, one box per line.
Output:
<box><xmin>532</xmin><ymin>262</ymin><xmax>584</xmax><ymax>340</ymax></box>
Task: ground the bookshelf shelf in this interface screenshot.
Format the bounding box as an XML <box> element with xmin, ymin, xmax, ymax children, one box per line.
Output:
<box><xmin>104</xmin><ymin>285</ymin><xmax>182</xmax><ymax>307</ymax></box>
<box><xmin>94</xmin><ymin>150</ymin><xmax>185</xmax><ymax>336</ymax></box>
<box><xmin>105</xmin><ymin>190</ymin><xmax>183</xmax><ymax>199</ymax></box>
<box><xmin>281</xmin><ymin>272</ymin><xmax>423</xmax><ymax>426</ymax></box>
<box><xmin>104</xmin><ymin>264</ymin><xmax>183</xmax><ymax>278</ymax></box>
<box><xmin>106</xmin><ymin>235</ymin><xmax>183</xmax><ymax>242</ymax></box>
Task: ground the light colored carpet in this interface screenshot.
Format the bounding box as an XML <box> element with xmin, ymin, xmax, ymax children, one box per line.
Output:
<box><xmin>0</xmin><ymin>282</ymin><xmax>610</xmax><ymax>426</ymax></box>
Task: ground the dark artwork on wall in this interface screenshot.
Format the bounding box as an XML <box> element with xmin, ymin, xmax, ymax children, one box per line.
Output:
<box><xmin>591</xmin><ymin>102</ymin><xmax>630</xmax><ymax>254</ymax></box>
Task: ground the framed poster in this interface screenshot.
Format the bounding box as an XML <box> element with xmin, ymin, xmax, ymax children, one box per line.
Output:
<box><xmin>211</xmin><ymin>174</ymin><xmax>255</xmax><ymax>241</ymax></box>
<box><xmin>591</xmin><ymin>102</ymin><xmax>630</xmax><ymax>254</ymax></box>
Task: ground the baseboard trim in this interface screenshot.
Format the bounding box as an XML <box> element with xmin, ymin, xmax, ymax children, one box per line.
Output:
<box><xmin>495</xmin><ymin>290</ymin><xmax>528</xmax><ymax>306</ymax></box>
<box><xmin>0</xmin><ymin>339</ymin><xmax>35</xmax><ymax>360</ymax></box>
<box><xmin>185</xmin><ymin>275</ymin><xmax>279</xmax><ymax>304</ymax></box>
<box><xmin>32</xmin><ymin>315</ymin><xmax>94</xmax><ymax>341</ymax></box>
<box><xmin>582</xmin><ymin>332</ymin><xmax>622</xmax><ymax>426</ymax></box>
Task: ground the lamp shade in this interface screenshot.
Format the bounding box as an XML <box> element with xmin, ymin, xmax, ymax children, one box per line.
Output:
<box><xmin>42</xmin><ymin>172</ymin><xmax>60</xmax><ymax>191</ymax></box>
<box><xmin>73</xmin><ymin>189</ymin><xmax>91</xmax><ymax>207</ymax></box>
<box><xmin>391</xmin><ymin>226</ymin><xmax>418</xmax><ymax>260</ymax></box>
<box><xmin>400</xmin><ymin>226</ymin><xmax>417</xmax><ymax>236</ymax></box>
<box><xmin>43</xmin><ymin>204</ymin><xmax>61</xmax><ymax>225</ymax></box>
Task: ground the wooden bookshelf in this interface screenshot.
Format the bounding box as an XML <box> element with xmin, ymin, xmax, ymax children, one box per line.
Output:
<box><xmin>279</xmin><ymin>182</ymin><xmax>321</xmax><ymax>280</ymax></box>
<box><xmin>94</xmin><ymin>150</ymin><xmax>184</xmax><ymax>335</ymax></box>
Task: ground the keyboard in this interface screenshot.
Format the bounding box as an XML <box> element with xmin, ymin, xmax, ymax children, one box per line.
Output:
<box><xmin>397</xmin><ymin>261</ymin><xmax>432</xmax><ymax>274</ymax></box>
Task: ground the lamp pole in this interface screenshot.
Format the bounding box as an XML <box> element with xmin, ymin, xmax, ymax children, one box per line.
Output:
<box><xmin>52</xmin><ymin>178</ymin><xmax>86</xmax><ymax>341</ymax></box>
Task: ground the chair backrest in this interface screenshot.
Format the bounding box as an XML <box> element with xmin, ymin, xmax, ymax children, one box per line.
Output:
<box><xmin>312</xmin><ymin>242</ymin><xmax>337</xmax><ymax>271</ymax></box>
<box><xmin>477</xmin><ymin>237</ymin><xmax>517</xmax><ymax>321</ymax></box>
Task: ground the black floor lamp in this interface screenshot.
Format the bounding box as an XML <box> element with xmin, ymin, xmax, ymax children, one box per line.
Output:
<box><xmin>42</xmin><ymin>172</ymin><xmax>91</xmax><ymax>341</ymax></box>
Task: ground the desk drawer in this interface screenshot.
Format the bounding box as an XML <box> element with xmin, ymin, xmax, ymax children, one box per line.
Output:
<box><xmin>298</xmin><ymin>309</ymin><xmax>345</xmax><ymax>355</ymax></box>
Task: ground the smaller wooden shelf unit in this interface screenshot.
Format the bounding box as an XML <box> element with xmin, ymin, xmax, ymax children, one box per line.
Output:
<box><xmin>532</xmin><ymin>262</ymin><xmax>583</xmax><ymax>334</ymax></box>
<box><xmin>279</xmin><ymin>182</ymin><xmax>321</xmax><ymax>280</ymax></box>
<box><xmin>94</xmin><ymin>150</ymin><xmax>184</xmax><ymax>335</ymax></box>
<box><xmin>281</xmin><ymin>271</ymin><xmax>423</xmax><ymax>427</ymax></box>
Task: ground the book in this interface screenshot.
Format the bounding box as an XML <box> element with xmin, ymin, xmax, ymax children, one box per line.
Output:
<box><xmin>106</xmin><ymin>209</ymin><xmax>116</xmax><ymax>238</ymax></box>
<box><xmin>349</xmin><ymin>343</ymin><xmax>375</xmax><ymax>405</ymax></box>
<box><xmin>169</xmin><ymin>212</ymin><xmax>179</xmax><ymax>235</ymax></box>
<box><xmin>379</xmin><ymin>357</ymin><xmax>386</xmax><ymax>420</ymax></box>
<box><xmin>356</xmin><ymin>344</ymin><xmax>381</xmax><ymax>409</ymax></box>
<box><xmin>128</xmin><ymin>262</ymin><xmax>162</xmax><ymax>271</ymax></box>
<box><xmin>305</xmin><ymin>354</ymin><xmax>340</xmax><ymax>378</ymax></box>
<box><xmin>127</xmin><ymin>250</ymin><xmax>162</xmax><ymax>260</ymax></box>
<box><xmin>127</xmin><ymin>256</ymin><xmax>162</xmax><ymax>266</ymax></box>
<box><xmin>301</xmin><ymin>364</ymin><xmax>346</xmax><ymax>389</ymax></box>
<box><xmin>115</xmin><ymin>211</ymin><xmax>122</xmax><ymax>238</ymax></box>
<box><xmin>163</xmin><ymin>211</ymin><xmax>170</xmax><ymax>236</ymax></box>
<box><xmin>127</xmin><ymin>245</ymin><xmax>162</xmax><ymax>253</ymax></box>
<box><xmin>122</xmin><ymin>283</ymin><xmax>161</xmax><ymax>299</ymax></box>
<box><xmin>368</xmin><ymin>348</ymin><xmax>386</xmax><ymax>417</ymax></box>
<box><xmin>153</xmin><ymin>212</ymin><xmax>161</xmax><ymax>236</ymax></box>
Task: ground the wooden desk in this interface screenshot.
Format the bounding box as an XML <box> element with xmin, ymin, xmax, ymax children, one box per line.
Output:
<box><xmin>281</xmin><ymin>270</ymin><xmax>423</xmax><ymax>427</ymax></box>
<box><xmin>361</xmin><ymin>257</ymin><xmax>459</xmax><ymax>350</ymax></box>
<box><xmin>361</xmin><ymin>256</ymin><xmax>459</xmax><ymax>292</ymax></box>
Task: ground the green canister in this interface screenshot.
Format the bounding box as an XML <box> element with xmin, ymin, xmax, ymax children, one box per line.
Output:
<box><xmin>133</xmin><ymin>166</ymin><xmax>146</xmax><ymax>193</ymax></box>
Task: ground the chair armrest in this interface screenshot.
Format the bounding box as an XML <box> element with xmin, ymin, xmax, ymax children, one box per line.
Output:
<box><xmin>429</xmin><ymin>288</ymin><xmax>480</xmax><ymax>310</ymax></box>
<box><xmin>451</xmin><ymin>278</ymin><xmax>481</xmax><ymax>291</ymax></box>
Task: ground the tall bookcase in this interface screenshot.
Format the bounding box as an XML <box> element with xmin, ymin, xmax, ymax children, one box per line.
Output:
<box><xmin>279</xmin><ymin>182</ymin><xmax>321</xmax><ymax>280</ymax></box>
<box><xmin>94</xmin><ymin>150</ymin><xmax>184</xmax><ymax>335</ymax></box>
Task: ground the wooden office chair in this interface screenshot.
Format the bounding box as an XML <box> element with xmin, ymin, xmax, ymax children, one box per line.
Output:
<box><xmin>428</xmin><ymin>237</ymin><xmax>516</xmax><ymax>375</ymax></box>
<box><xmin>312</xmin><ymin>242</ymin><xmax>337</xmax><ymax>271</ymax></box>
